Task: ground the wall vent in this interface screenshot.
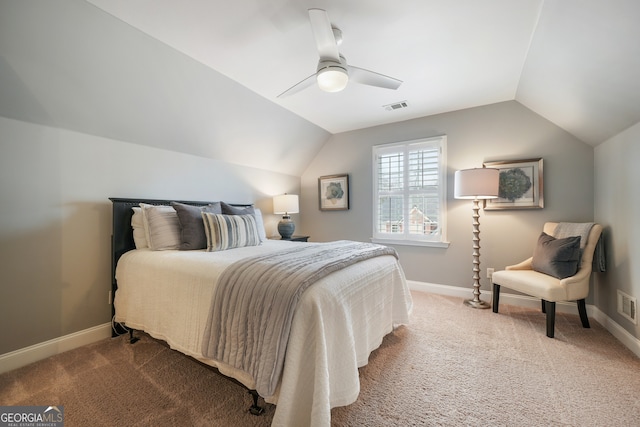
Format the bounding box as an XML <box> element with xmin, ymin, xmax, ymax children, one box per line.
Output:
<box><xmin>617</xmin><ymin>290</ymin><xmax>637</xmax><ymax>324</ymax></box>
<box><xmin>383</xmin><ymin>101</ymin><xmax>408</xmax><ymax>111</ymax></box>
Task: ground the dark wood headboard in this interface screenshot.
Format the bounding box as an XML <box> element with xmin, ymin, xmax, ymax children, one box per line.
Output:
<box><xmin>109</xmin><ymin>197</ymin><xmax>252</xmax><ymax>333</ymax></box>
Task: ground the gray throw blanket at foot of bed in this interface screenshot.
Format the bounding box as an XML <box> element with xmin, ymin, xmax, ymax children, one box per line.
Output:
<box><xmin>201</xmin><ymin>240</ymin><xmax>398</xmax><ymax>397</ymax></box>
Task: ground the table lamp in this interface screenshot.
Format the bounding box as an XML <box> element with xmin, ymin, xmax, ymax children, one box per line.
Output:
<box><xmin>273</xmin><ymin>194</ymin><xmax>299</xmax><ymax>239</ymax></box>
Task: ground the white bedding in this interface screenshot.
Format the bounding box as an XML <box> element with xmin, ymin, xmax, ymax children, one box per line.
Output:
<box><xmin>114</xmin><ymin>240</ymin><xmax>412</xmax><ymax>427</ymax></box>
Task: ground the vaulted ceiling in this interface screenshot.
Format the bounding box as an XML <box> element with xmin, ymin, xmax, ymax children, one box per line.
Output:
<box><xmin>2</xmin><ymin>1</ymin><xmax>639</xmax><ymax>178</ymax></box>
<box><xmin>87</xmin><ymin>0</ymin><xmax>640</xmax><ymax>146</ymax></box>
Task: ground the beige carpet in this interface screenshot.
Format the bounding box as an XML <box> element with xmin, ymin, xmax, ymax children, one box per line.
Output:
<box><xmin>2</xmin><ymin>291</ymin><xmax>640</xmax><ymax>426</ymax></box>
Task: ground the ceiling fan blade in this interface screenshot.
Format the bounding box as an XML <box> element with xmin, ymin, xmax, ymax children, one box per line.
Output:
<box><xmin>277</xmin><ymin>73</ymin><xmax>317</xmax><ymax>98</ymax></box>
<box><xmin>308</xmin><ymin>8</ymin><xmax>340</xmax><ymax>61</ymax></box>
<box><xmin>348</xmin><ymin>66</ymin><xmax>402</xmax><ymax>90</ymax></box>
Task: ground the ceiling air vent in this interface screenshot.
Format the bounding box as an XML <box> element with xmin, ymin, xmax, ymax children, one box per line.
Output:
<box><xmin>383</xmin><ymin>101</ymin><xmax>408</xmax><ymax>111</ymax></box>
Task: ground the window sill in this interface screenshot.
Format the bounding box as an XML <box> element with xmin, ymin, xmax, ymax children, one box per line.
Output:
<box><xmin>370</xmin><ymin>238</ymin><xmax>450</xmax><ymax>248</ymax></box>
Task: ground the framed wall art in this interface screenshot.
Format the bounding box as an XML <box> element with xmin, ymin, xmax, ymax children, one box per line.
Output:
<box><xmin>318</xmin><ymin>174</ymin><xmax>349</xmax><ymax>211</ymax></box>
<box><xmin>483</xmin><ymin>158</ymin><xmax>544</xmax><ymax>210</ymax></box>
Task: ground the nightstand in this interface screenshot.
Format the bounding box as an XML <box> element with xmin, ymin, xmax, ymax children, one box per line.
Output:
<box><xmin>270</xmin><ymin>235</ymin><xmax>309</xmax><ymax>242</ymax></box>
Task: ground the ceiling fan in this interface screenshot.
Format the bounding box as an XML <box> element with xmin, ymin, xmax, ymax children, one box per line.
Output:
<box><xmin>277</xmin><ymin>8</ymin><xmax>402</xmax><ymax>98</ymax></box>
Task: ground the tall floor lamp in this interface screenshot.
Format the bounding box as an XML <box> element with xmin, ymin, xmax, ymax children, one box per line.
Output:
<box><xmin>454</xmin><ymin>167</ymin><xmax>499</xmax><ymax>309</ymax></box>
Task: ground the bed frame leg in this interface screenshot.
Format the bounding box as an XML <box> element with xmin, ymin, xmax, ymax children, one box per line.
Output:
<box><xmin>128</xmin><ymin>328</ymin><xmax>139</xmax><ymax>344</ymax></box>
<box><xmin>248</xmin><ymin>390</ymin><xmax>264</xmax><ymax>416</ymax></box>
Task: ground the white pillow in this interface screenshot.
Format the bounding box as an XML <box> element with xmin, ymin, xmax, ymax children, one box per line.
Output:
<box><xmin>140</xmin><ymin>203</ymin><xmax>181</xmax><ymax>250</ymax></box>
<box><xmin>131</xmin><ymin>207</ymin><xmax>148</xmax><ymax>249</ymax></box>
<box><xmin>202</xmin><ymin>213</ymin><xmax>261</xmax><ymax>252</ymax></box>
<box><xmin>253</xmin><ymin>208</ymin><xmax>267</xmax><ymax>242</ymax></box>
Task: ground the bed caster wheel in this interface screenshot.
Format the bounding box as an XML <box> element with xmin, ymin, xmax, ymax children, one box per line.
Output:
<box><xmin>249</xmin><ymin>405</ymin><xmax>265</xmax><ymax>416</ymax></box>
<box><xmin>248</xmin><ymin>390</ymin><xmax>264</xmax><ymax>416</ymax></box>
<box><xmin>128</xmin><ymin>329</ymin><xmax>139</xmax><ymax>344</ymax></box>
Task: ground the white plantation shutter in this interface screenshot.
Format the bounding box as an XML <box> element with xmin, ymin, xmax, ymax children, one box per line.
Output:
<box><xmin>373</xmin><ymin>136</ymin><xmax>447</xmax><ymax>245</ymax></box>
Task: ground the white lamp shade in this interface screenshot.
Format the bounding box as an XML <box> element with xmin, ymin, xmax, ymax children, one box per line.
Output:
<box><xmin>317</xmin><ymin>67</ymin><xmax>349</xmax><ymax>92</ymax></box>
<box><xmin>454</xmin><ymin>168</ymin><xmax>499</xmax><ymax>199</ymax></box>
<box><xmin>273</xmin><ymin>194</ymin><xmax>299</xmax><ymax>214</ymax></box>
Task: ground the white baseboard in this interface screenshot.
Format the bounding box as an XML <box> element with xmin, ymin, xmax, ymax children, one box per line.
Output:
<box><xmin>0</xmin><ymin>323</ymin><xmax>112</xmax><ymax>374</ymax></box>
<box><xmin>408</xmin><ymin>281</ymin><xmax>640</xmax><ymax>358</ymax></box>
<box><xmin>589</xmin><ymin>307</ymin><xmax>640</xmax><ymax>358</ymax></box>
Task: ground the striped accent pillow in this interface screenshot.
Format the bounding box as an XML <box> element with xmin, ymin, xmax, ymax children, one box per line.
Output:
<box><xmin>139</xmin><ymin>203</ymin><xmax>181</xmax><ymax>250</ymax></box>
<box><xmin>202</xmin><ymin>213</ymin><xmax>261</xmax><ymax>252</ymax></box>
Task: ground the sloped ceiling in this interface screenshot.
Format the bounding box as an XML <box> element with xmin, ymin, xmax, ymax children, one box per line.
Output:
<box><xmin>2</xmin><ymin>1</ymin><xmax>639</xmax><ymax>178</ymax></box>
<box><xmin>0</xmin><ymin>0</ymin><xmax>330</xmax><ymax>177</ymax></box>
<box><xmin>86</xmin><ymin>0</ymin><xmax>640</xmax><ymax>146</ymax></box>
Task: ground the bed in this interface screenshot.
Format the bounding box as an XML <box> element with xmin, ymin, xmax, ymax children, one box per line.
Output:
<box><xmin>110</xmin><ymin>197</ymin><xmax>413</xmax><ymax>427</ymax></box>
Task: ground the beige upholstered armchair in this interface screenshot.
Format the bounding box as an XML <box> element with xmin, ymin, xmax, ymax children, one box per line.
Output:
<box><xmin>492</xmin><ymin>222</ymin><xmax>603</xmax><ymax>338</ymax></box>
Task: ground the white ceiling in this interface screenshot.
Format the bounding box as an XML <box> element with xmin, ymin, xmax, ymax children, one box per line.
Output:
<box><xmin>86</xmin><ymin>0</ymin><xmax>640</xmax><ymax>146</ymax></box>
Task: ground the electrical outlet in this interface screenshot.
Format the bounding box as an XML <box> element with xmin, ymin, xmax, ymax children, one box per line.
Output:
<box><xmin>486</xmin><ymin>268</ymin><xmax>494</xmax><ymax>280</ymax></box>
<box><xmin>108</xmin><ymin>290</ymin><xmax>112</xmax><ymax>305</ymax></box>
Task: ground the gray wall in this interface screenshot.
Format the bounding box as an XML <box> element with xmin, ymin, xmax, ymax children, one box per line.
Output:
<box><xmin>0</xmin><ymin>0</ymin><xmax>329</xmax><ymax>177</ymax></box>
<box><xmin>300</xmin><ymin>101</ymin><xmax>595</xmax><ymax>293</ymax></box>
<box><xmin>0</xmin><ymin>116</ymin><xmax>299</xmax><ymax>354</ymax></box>
<box><xmin>0</xmin><ymin>0</ymin><xmax>314</xmax><ymax>355</ymax></box>
<box><xmin>594</xmin><ymin>122</ymin><xmax>640</xmax><ymax>337</ymax></box>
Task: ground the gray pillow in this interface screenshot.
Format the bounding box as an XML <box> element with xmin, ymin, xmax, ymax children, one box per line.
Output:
<box><xmin>221</xmin><ymin>201</ymin><xmax>255</xmax><ymax>216</ymax></box>
<box><xmin>171</xmin><ymin>202</ymin><xmax>222</xmax><ymax>250</ymax></box>
<box><xmin>531</xmin><ymin>232</ymin><xmax>581</xmax><ymax>279</ymax></box>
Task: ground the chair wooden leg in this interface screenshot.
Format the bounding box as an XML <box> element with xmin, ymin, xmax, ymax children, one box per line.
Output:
<box><xmin>492</xmin><ymin>284</ymin><xmax>500</xmax><ymax>313</ymax></box>
<box><xmin>577</xmin><ymin>299</ymin><xmax>590</xmax><ymax>328</ymax></box>
<box><xmin>541</xmin><ymin>299</ymin><xmax>546</xmax><ymax>313</ymax></box>
<box><xmin>545</xmin><ymin>301</ymin><xmax>556</xmax><ymax>338</ymax></box>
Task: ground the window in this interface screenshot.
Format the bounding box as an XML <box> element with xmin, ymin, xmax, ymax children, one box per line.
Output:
<box><xmin>372</xmin><ymin>136</ymin><xmax>447</xmax><ymax>247</ymax></box>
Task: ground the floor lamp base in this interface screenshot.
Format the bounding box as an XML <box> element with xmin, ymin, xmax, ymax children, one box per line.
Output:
<box><xmin>464</xmin><ymin>299</ymin><xmax>491</xmax><ymax>309</ymax></box>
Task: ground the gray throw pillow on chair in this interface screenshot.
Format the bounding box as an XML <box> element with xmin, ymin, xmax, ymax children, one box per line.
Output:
<box><xmin>531</xmin><ymin>232</ymin><xmax>581</xmax><ymax>279</ymax></box>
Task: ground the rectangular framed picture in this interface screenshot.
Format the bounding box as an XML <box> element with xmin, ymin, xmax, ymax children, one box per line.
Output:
<box><xmin>483</xmin><ymin>158</ymin><xmax>544</xmax><ymax>210</ymax></box>
<box><xmin>318</xmin><ymin>174</ymin><xmax>349</xmax><ymax>211</ymax></box>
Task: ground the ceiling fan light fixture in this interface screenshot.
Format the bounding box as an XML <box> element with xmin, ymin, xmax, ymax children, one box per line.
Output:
<box><xmin>317</xmin><ymin>65</ymin><xmax>349</xmax><ymax>92</ymax></box>
<box><xmin>277</xmin><ymin>9</ymin><xmax>401</xmax><ymax>98</ymax></box>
